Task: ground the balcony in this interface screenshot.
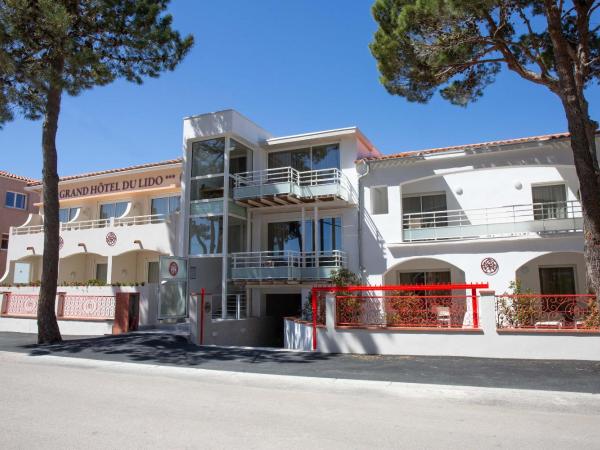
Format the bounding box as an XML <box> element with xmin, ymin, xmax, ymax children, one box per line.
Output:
<box><xmin>401</xmin><ymin>201</ymin><xmax>583</xmax><ymax>242</ymax></box>
<box><xmin>230</xmin><ymin>250</ymin><xmax>347</xmax><ymax>282</ymax></box>
<box><xmin>9</xmin><ymin>213</ymin><xmax>178</xmax><ymax>258</ymax></box>
<box><xmin>232</xmin><ymin>167</ymin><xmax>356</xmax><ymax>207</ymax></box>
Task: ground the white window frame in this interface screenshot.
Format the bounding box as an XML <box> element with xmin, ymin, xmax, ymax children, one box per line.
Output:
<box><xmin>99</xmin><ymin>200</ymin><xmax>131</xmax><ymax>220</ymax></box>
<box><xmin>5</xmin><ymin>191</ymin><xmax>27</xmax><ymax>210</ymax></box>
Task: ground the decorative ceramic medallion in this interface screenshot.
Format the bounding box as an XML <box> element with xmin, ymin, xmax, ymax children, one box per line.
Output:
<box><xmin>481</xmin><ymin>257</ymin><xmax>499</xmax><ymax>275</ymax></box>
<box><xmin>106</xmin><ymin>232</ymin><xmax>117</xmax><ymax>246</ymax></box>
<box><xmin>169</xmin><ymin>261</ymin><xmax>179</xmax><ymax>277</ymax></box>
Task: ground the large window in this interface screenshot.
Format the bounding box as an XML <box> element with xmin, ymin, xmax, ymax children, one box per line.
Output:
<box><xmin>59</xmin><ymin>207</ymin><xmax>79</xmax><ymax>223</ymax></box>
<box><xmin>147</xmin><ymin>261</ymin><xmax>159</xmax><ymax>284</ymax></box>
<box><xmin>267</xmin><ymin>217</ymin><xmax>341</xmax><ymax>253</ymax></box>
<box><xmin>268</xmin><ymin>144</ymin><xmax>339</xmax><ymax>171</ymax></box>
<box><xmin>5</xmin><ymin>191</ymin><xmax>27</xmax><ymax>210</ymax></box>
<box><xmin>539</xmin><ymin>267</ymin><xmax>576</xmax><ymax>295</ymax></box>
<box><xmin>230</xmin><ymin>139</ymin><xmax>252</xmax><ymax>175</ymax></box>
<box><xmin>398</xmin><ymin>270</ymin><xmax>451</xmax><ymax>296</ymax></box>
<box><xmin>151</xmin><ymin>196</ymin><xmax>181</xmax><ymax>216</ymax></box>
<box><xmin>402</xmin><ymin>193</ymin><xmax>447</xmax><ymax>228</ymax></box>
<box><xmin>191</xmin><ymin>138</ymin><xmax>225</xmax><ymax>177</ymax></box>
<box><xmin>532</xmin><ymin>184</ymin><xmax>567</xmax><ymax>220</ymax></box>
<box><xmin>189</xmin><ymin>216</ymin><xmax>224</xmax><ymax>255</ymax></box>
<box><xmin>99</xmin><ymin>202</ymin><xmax>128</xmax><ymax>219</ymax></box>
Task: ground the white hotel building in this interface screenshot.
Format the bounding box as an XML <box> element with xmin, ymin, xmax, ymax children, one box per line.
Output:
<box><xmin>2</xmin><ymin>109</ymin><xmax>598</xmax><ymax>356</ymax></box>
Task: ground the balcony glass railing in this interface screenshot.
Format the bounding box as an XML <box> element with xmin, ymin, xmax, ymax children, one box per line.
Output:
<box><xmin>232</xmin><ymin>167</ymin><xmax>356</xmax><ymax>203</ymax></box>
<box><xmin>230</xmin><ymin>250</ymin><xmax>347</xmax><ymax>281</ymax></box>
<box><xmin>402</xmin><ymin>201</ymin><xmax>583</xmax><ymax>242</ymax></box>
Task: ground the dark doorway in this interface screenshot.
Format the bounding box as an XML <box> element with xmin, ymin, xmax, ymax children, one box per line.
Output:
<box><xmin>265</xmin><ymin>293</ymin><xmax>302</xmax><ymax>347</ymax></box>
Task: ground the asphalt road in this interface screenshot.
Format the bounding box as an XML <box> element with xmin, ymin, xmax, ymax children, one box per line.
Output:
<box><xmin>1</xmin><ymin>351</ymin><xmax>600</xmax><ymax>449</ymax></box>
<box><xmin>1</xmin><ymin>332</ymin><xmax>600</xmax><ymax>393</ymax></box>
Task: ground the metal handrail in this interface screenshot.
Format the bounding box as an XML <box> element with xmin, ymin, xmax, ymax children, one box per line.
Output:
<box><xmin>114</xmin><ymin>214</ymin><xmax>168</xmax><ymax>226</ymax></box>
<box><xmin>231</xmin><ymin>250</ymin><xmax>347</xmax><ymax>268</ymax></box>
<box><xmin>402</xmin><ymin>200</ymin><xmax>582</xmax><ymax>230</ymax></box>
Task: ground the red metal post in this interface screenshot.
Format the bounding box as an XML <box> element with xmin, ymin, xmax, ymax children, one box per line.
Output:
<box><xmin>471</xmin><ymin>288</ymin><xmax>479</xmax><ymax>329</ymax></box>
<box><xmin>311</xmin><ymin>289</ymin><xmax>317</xmax><ymax>351</ymax></box>
<box><xmin>200</xmin><ymin>288</ymin><xmax>206</xmax><ymax>345</ymax></box>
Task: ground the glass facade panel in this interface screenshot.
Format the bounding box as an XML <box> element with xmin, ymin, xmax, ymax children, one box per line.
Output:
<box><xmin>312</xmin><ymin>144</ymin><xmax>340</xmax><ymax>170</ymax></box>
<box><xmin>267</xmin><ymin>145</ymin><xmax>340</xmax><ymax>171</ymax></box>
<box><xmin>190</xmin><ymin>177</ymin><xmax>224</xmax><ymax>200</ymax></box>
<box><xmin>228</xmin><ymin>216</ymin><xmax>247</xmax><ymax>253</ymax></box>
<box><xmin>230</xmin><ymin>139</ymin><xmax>252</xmax><ymax>174</ymax></box>
<box><xmin>191</xmin><ymin>138</ymin><xmax>225</xmax><ymax>177</ymax></box>
<box><xmin>189</xmin><ymin>216</ymin><xmax>223</xmax><ymax>254</ymax></box>
<box><xmin>319</xmin><ymin>217</ymin><xmax>341</xmax><ymax>251</ymax></box>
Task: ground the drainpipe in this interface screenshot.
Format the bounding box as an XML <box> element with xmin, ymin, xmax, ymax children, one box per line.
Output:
<box><xmin>356</xmin><ymin>160</ymin><xmax>370</xmax><ymax>284</ymax></box>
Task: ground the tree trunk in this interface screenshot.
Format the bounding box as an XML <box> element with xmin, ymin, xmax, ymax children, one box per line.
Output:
<box><xmin>543</xmin><ymin>2</ymin><xmax>600</xmax><ymax>301</ymax></box>
<box><xmin>37</xmin><ymin>57</ymin><xmax>64</xmax><ymax>344</ymax></box>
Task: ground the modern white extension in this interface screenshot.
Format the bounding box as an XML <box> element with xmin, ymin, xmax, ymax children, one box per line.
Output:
<box><xmin>2</xmin><ymin>109</ymin><xmax>599</xmax><ymax>359</ymax></box>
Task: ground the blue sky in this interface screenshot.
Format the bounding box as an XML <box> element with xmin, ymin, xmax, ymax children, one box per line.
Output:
<box><xmin>1</xmin><ymin>0</ymin><xmax>599</xmax><ymax>180</ymax></box>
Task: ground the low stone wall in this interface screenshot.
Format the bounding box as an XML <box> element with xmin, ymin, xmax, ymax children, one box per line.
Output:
<box><xmin>0</xmin><ymin>285</ymin><xmax>157</xmax><ymax>336</ymax></box>
<box><xmin>284</xmin><ymin>291</ymin><xmax>600</xmax><ymax>361</ymax></box>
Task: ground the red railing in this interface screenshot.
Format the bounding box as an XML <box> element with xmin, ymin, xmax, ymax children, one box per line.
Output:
<box><xmin>336</xmin><ymin>294</ymin><xmax>477</xmax><ymax>329</ymax></box>
<box><xmin>495</xmin><ymin>294</ymin><xmax>599</xmax><ymax>331</ymax></box>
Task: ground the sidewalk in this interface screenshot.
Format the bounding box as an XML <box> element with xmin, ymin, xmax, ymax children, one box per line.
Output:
<box><xmin>1</xmin><ymin>331</ymin><xmax>599</xmax><ymax>394</ymax></box>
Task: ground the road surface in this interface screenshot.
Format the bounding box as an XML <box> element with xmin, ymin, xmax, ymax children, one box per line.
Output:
<box><xmin>1</xmin><ymin>351</ymin><xmax>599</xmax><ymax>449</ymax></box>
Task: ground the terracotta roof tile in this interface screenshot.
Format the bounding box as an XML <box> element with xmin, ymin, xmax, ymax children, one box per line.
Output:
<box><xmin>27</xmin><ymin>157</ymin><xmax>182</xmax><ymax>187</ymax></box>
<box><xmin>0</xmin><ymin>170</ymin><xmax>38</xmax><ymax>183</ymax></box>
<box><xmin>363</xmin><ymin>131</ymin><xmax>582</xmax><ymax>162</ymax></box>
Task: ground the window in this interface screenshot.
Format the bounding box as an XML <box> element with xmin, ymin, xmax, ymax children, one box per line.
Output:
<box><xmin>267</xmin><ymin>217</ymin><xmax>341</xmax><ymax>253</ymax></box>
<box><xmin>268</xmin><ymin>144</ymin><xmax>340</xmax><ymax>171</ymax></box>
<box><xmin>151</xmin><ymin>196</ymin><xmax>181</xmax><ymax>216</ymax></box>
<box><xmin>1</xmin><ymin>233</ymin><xmax>8</xmax><ymax>250</ymax></box>
<box><xmin>190</xmin><ymin>177</ymin><xmax>225</xmax><ymax>200</ymax></box>
<box><xmin>402</xmin><ymin>193</ymin><xmax>447</xmax><ymax>228</ymax></box>
<box><xmin>5</xmin><ymin>191</ymin><xmax>27</xmax><ymax>209</ymax></box>
<box><xmin>59</xmin><ymin>207</ymin><xmax>79</xmax><ymax>223</ymax></box>
<box><xmin>398</xmin><ymin>270</ymin><xmax>451</xmax><ymax>296</ymax></box>
<box><xmin>147</xmin><ymin>261</ymin><xmax>160</xmax><ymax>284</ymax></box>
<box><xmin>539</xmin><ymin>267</ymin><xmax>576</xmax><ymax>295</ymax></box>
<box><xmin>370</xmin><ymin>187</ymin><xmax>389</xmax><ymax>215</ymax></box>
<box><xmin>191</xmin><ymin>138</ymin><xmax>225</xmax><ymax>177</ymax></box>
<box><xmin>95</xmin><ymin>263</ymin><xmax>108</xmax><ymax>284</ymax></box>
<box><xmin>189</xmin><ymin>216</ymin><xmax>224</xmax><ymax>254</ymax></box>
<box><xmin>99</xmin><ymin>202</ymin><xmax>128</xmax><ymax>219</ymax></box>
<box><xmin>532</xmin><ymin>184</ymin><xmax>567</xmax><ymax>220</ymax></box>
<box><xmin>230</xmin><ymin>139</ymin><xmax>252</xmax><ymax>174</ymax></box>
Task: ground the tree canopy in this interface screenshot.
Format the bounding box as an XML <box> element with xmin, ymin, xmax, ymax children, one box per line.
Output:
<box><xmin>0</xmin><ymin>0</ymin><xmax>193</xmax><ymax>126</ymax></box>
<box><xmin>370</xmin><ymin>0</ymin><xmax>599</xmax><ymax>107</ymax></box>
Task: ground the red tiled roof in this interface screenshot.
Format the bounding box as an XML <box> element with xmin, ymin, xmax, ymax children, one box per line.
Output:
<box><xmin>27</xmin><ymin>157</ymin><xmax>182</xmax><ymax>187</ymax></box>
<box><xmin>0</xmin><ymin>170</ymin><xmax>38</xmax><ymax>183</ymax></box>
<box><xmin>362</xmin><ymin>131</ymin><xmax>578</xmax><ymax>162</ymax></box>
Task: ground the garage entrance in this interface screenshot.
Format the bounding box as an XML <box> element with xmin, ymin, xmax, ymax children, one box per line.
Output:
<box><xmin>265</xmin><ymin>293</ymin><xmax>302</xmax><ymax>347</ymax></box>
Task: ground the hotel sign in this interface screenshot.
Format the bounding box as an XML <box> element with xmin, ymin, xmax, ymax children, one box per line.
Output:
<box><xmin>59</xmin><ymin>174</ymin><xmax>177</xmax><ymax>199</ymax></box>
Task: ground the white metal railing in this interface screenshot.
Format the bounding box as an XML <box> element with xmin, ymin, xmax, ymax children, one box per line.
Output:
<box><xmin>232</xmin><ymin>166</ymin><xmax>357</xmax><ymax>202</ymax></box>
<box><xmin>402</xmin><ymin>200</ymin><xmax>583</xmax><ymax>241</ymax></box>
<box><xmin>210</xmin><ymin>293</ymin><xmax>247</xmax><ymax>320</ymax></box>
<box><xmin>114</xmin><ymin>214</ymin><xmax>167</xmax><ymax>226</ymax></box>
<box><xmin>11</xmin><ymin>214</ymin><xmax>170</xmax><ymax>235</ymax></box>
<box><xmin>231</xmin><ymin>250</ymin><xmax>348</xmax><ymax>278</ymax></box>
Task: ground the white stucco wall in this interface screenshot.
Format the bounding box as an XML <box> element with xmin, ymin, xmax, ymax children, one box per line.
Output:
<box><xmin>285</xmin><ymin>292</ymin><xmax>600</xmax><ymax>360</ymax></box>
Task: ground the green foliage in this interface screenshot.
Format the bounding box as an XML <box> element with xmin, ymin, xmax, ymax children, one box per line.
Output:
<box><xmin>497</xmin><ymin>280</ymin><xmax>540</xmax><ymax>327</ymax></box>
<box><xmin>0</xmin><ymin>0</ymin><xmax>194</xmax><ymax>125</ymax></box>
<box><xmin>370</xmin><ymin>0</ymin><xmax>600</xmax><ymax>106</ymax></box>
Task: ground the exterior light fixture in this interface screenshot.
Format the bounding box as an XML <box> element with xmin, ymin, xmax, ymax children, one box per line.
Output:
<box><xmin>514</xmin><ymin>181</ymin><xmax>523</xmax><ymax>190</ymax></box>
